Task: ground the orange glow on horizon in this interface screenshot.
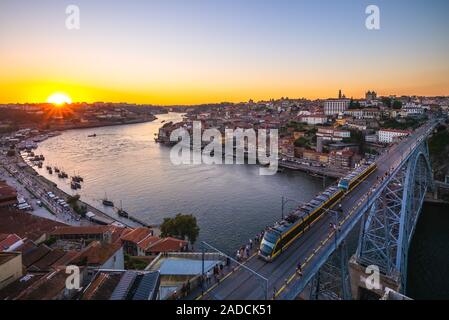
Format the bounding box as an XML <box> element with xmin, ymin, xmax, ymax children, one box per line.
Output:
<box><xmin>47</xmin><ymin>92</ymin><xmax>72</xmax><ymax>106</ymax></box>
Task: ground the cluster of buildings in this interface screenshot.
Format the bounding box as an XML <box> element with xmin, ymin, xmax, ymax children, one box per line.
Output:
<box><xmin>157</xmin><ymin>91</ymin><xmax>447</xmax><ymax>171</ymax></box>
<box><xmin>0</xmin><ymin>102</ymin><xmax>167</xmax><ymax>134</ymax></box>
<box><xmin>0</xmin><ymin>205</ymin><xmax>191</xmax><ymax>300</ymax></box>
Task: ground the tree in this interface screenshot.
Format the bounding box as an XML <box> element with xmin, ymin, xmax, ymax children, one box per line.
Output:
<box><xmin>348</xmin><ymin>98</ymin><xmax>361</xmax><ymax>110</ymax></box>
<box><xmin>343</xmin><ymin>129</ymin><xmax>365</xmax><ymax>152</ymax></box>
<box><xmin>287</xmin><ymin>121</ymin><xmax>305</xmax><ymax>131</ymax></box>
<box><xmin>160</xmin><ymin>214</ymin><xmax>200</xmax><ymax>245</ymax></box>
<box><xmin>294</xmin><ymin>137</ymin><xmax>309</xmax><ymax>148</ymax></box>
<box><xmin>381</xmin><ymin>97</ymin><xmax>392</xmax><ymax>108</ymax></box>
<box><xmin>66</xmin><ymin>194</ymin><xmax>80</xmax><ymax>205</ymax></box>
<box><xmin>392</xmin><ymin>100</ymin><xmax>402</xmax><ymax>110</ymax></box>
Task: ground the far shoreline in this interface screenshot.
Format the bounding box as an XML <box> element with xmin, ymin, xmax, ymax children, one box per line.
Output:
<box><xmin>15</xmin><ymin>116</ymin><xmax>172</xmax><ymax>230</ymax></box>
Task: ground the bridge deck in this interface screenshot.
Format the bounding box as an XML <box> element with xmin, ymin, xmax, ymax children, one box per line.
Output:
<box><xmin>196</xmin><ymin>120</ymin><xmax>437</xmax><ymax>300</ymax></box>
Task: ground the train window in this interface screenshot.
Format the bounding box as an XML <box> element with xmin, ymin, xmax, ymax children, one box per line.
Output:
<box><xmin>260</xmin><ymin>244</ymin><xmax>273</xmax><ymax>256</ymax></box>
<box><xmin>264</xmin><ymin>232</ymin><xmax>279</xmax><ymax>244</ymax></box>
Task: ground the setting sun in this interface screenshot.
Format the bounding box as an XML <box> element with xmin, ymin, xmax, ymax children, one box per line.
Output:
<box><xmin>47</xmin><ymin>93</ymin><xmax>72</xmax><ymax>105</ymax></box>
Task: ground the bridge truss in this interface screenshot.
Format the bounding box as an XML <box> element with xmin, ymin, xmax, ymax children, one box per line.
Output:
<box><xmin>286</xmin><ymin>139</ymin><xmax>434</xmax><ymax>300</ymax></box>
<box><xmin>356</xmin><ymin>140</ymin><xmax>434</xmax><ymax>293</ymax></box>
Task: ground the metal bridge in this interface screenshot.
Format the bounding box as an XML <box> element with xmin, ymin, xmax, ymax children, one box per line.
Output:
<box><xmin>196</xmin><ymin>119</ymin><xmax>440</xmax><ymax>300</ymax></box>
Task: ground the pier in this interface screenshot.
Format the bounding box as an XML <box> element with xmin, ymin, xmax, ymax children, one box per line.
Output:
<box><xmin>279</xmin><ymin>160</ymin><xmax>348</xmax><ymax>179</ymax></box>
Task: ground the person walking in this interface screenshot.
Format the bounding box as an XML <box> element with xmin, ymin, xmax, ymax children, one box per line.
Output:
<box><xmin>206</xmin><ymin>270</ymin><xmax>211</xmax><ymax>285</ymax></box>
<box><xmin>296</xmin><ymin>260</ymin><xmax>303</xmax><ymax>276</ymax></box>
<box><xmin>180</xmin><ymin>283</ymin><xmax>186</xmax><ymax>297</ymax></box>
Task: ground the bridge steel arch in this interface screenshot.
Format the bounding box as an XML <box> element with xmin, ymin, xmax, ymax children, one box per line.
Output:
<box><xmin>356</xmin><ymin>140</ymin><xmax>434</xmax><ymax>293</ymax></box>
<box><xmin>283</xmin><ymin>139</ymin><xmax>435</xmax><ymax>300</ymax></box>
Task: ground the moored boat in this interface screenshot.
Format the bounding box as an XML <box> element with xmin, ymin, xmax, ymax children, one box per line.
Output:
<box><xmin>103</xmin><ymin>199</ymin><xmax>114</xmax><ymax>207</ymax></box>
<box><xmin>102</xmin><ymin>194</ymin><xmax>114</xmax><ymax>207</ymax></box>
<box><xmin>117</xmin><ymin>200</ymin><xmax>129</xmax><ymax>218</ymax></box>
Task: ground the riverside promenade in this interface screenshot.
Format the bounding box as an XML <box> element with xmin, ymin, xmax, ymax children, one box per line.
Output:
<box><xmin>1</xmin><ymin>150</ymin><xmax>151</xmax><ymax>229</ymax></box>
<box><xmin>279</xmin><ymin>159</ymin><xmax>348</xmax><ymax>178</ymax></box>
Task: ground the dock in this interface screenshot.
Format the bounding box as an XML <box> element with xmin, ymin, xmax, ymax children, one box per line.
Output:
<box><xmin>278</xmin><ymin>160</ymin><xmax>348</xmax><ymax>179</ymax></box>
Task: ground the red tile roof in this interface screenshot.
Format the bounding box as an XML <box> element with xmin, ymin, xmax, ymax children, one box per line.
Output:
<box><xmin>120</xmin><ymin>227</ymin><xmax>153</xmax><ymax>244</ymax></box>
<box><xmin>51</xmin><ymin>250</ymin><xmax>79</xmax><ymax>268</ymax></box>
<box><xmin>144</xmin><ymin>237</ymin><xmax>188</xmax><ymax>253</ymax></box>
<box><xmin>15</xmin><ymin>239</ymin><xmax>37</xmax><ymax>254</ymax></box>
<box><xmin>0</xmin><ymin>273</ymin><xmax>46</xmax><ymax>300</ymax></box>
<box><xmin>32</xmin><ymin>248</ymin><xmax>66</xmax><ymax>271</ymax></box>
<box><xmin>51</xmin><ymin>225</ymin><xmax>111</xmax><ymax>236</ymax></box>
<box><xmin>22</xmin><ymin>245</ymin><xmax>52</xmax><ymax>268</ymax></box>
<box><xmin>71</xmin><ymin>241</ymin><xmax>122</xmax><ymax>267</ymax></box>
<box><xmin>0</xmin><ymin>234</ymin><xmax>22</xmax><ymax>251</ymax></box>
<box><xmin>0</xmin><ymin>182</ymin><xmax>17</xmax><ymax>205</ymax></box>
<box><xmin>51</xmin><ymin>225</ymin><xmax>128</xmax><ymax>243</ymax></box>
<box><xmin>14</xmin><ymin>268</ymin><xmax>71</xmax><ymax>300</ymax></box>
<box><xmin>137</xmin><ymin>236</ymin><xmax>160</xmax><ymax>250</ymax></box>
<box><xmin>81</xmin><ymin>272</ymin><xmax>123</xmax><ymax>300</ymax></box>
<box><xmin>0</xmin><ymin>208</ymin><xmax>64</xmax><ymax>242</ymax></box>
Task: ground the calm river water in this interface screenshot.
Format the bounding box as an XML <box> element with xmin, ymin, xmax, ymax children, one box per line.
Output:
<box><xmin>34</xmin><ymin>113</ymin><xmax>323</xmax><ymax>253</ymax></box>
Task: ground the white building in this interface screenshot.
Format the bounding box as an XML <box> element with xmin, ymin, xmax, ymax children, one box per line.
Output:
<box><xmin>324</xmin><ymin>99</ymin><xmax>351</xmax><ymax>116</ymax></box>
<box><xmin>378</xmin><ymin>129</ymin><xmax>410</xmax><ymax>143</ymax></box>
<box><xmin>365</xmin><ymin>134</ymin><xmax>378</xmax><ymax>143</ymax></box>
<box><xmin>401</xmin><ymin>103</ymin><xmax>427</xmax><ymax>116</ymax></box>
<box><xmin>299</xmin><ymin>115</ymin><xmax>328</xmax><ymax>125</ymax></box>
<box><xmin>345</xmin><ymin>108</ymin><xmax>381</xmax><ymax>120</ymax></box>
<box><xmin>347</xmin><ymin>122</ymin><xmax>367</xmax><ymax>131</ymax></box>
<box><xmin>317</xmin><ymin>127</ymin><xmax>351</xmax><ymax>141</ymax></box>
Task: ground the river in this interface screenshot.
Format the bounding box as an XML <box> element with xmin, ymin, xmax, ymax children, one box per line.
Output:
<box><xmin>407</xmin><ymin>202</ymin><xmax>449</xmax><ymax>299</ymax></box>
<box><xmin>33</xmin><ymin>113</ymin><xmax>324</xmax><ymax>253</ymax></box>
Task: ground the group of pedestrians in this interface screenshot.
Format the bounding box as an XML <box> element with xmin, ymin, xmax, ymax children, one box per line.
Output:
<box><xmin>180</xmin><ymin>280</ymin><xmax>191</xmax><ymax>297</ymax></box>
<box><xmin>206</xmin><ymin>263</ymin><xmax>226</xmax><ymax>284</ymax></box>
<box><xmin>236</xmin><ymin>231</ymin><xmax>264</xmax><ymax>262</ymax></box>
<box><xmin>236</xmin><ymin>245</ymin><xmax>250</xmax><ymax>261</ymax></box>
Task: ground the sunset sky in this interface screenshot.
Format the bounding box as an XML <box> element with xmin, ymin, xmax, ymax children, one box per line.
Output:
<box><xmin>1</xmin><ymin>0</ymin><xmax>448</xmax><ymax>105</ymax></box>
